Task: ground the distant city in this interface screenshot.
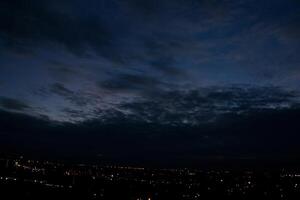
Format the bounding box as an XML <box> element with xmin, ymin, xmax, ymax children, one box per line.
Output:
<box><xmin>0</xmin><ymin>155</ymin><xmax>299</xmax><ymax>200</ymax></box>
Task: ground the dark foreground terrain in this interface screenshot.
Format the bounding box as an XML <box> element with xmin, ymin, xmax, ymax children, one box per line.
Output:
<box><xmin>0</xmin><ymin>156</ymin><xmax>300</xmax><ymax>200</ymax></box>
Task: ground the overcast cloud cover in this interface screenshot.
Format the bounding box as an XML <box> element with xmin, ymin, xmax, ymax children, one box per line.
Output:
<box><xmin>0</xmin><ymin>0</ymin><xmax>300</xmax><ymax>164</ymax></box>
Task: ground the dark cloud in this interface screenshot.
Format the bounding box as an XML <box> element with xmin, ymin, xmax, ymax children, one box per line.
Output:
<box><xmin>0</xmin><ymin>96</ymin><xmax>30</xmax><ymax>111</ymax></box>
<box><xmin>112</xmin><ymin>86</ymin><xmax>300</xmax><ymax>125</ymax></box>
<box><xmin>53</xmin><ymin>85</ymin><xmax>299</xmax><ymax>125</ymax></box>
<box><xmin>0</xmin><ymin>0</ymin><xmax>112</xmax><ymax>57</ymax></box>
<box><xmin>145</xmin><ymin>44</ymin><xmax>186</xmax><ymax>76</ymax></box>
<box><xmin>50</xmin><ymin>83</ymin><xmax>74</xmax><ymax>96</ymax></box>
<box><xmin>51</xmin><ymin>83</ymin><xmax>91</xmax><ymax>106</ymax></box>
<box><xmin>38</xmin><ymin>83</ymin><xmax>89</xmax><ymax>107</ymax></box>
<box><xmin>61</xmin><ymin>108</ymin><xmax>86</xmax><ymax>121</ymax></box>
<box><xmin>1</xmin><ymin>0</ymin><xmax>298</xmax><ymax>78</ymax></box>
<box><xmin>99</xmin><ymin>73</ymin><xmax>166</xmax><ymax>94</ymax></box>
<box><xmin>48</xmin><ymin>60</ymin><xmax>79</xmax><ymax>77</ymax></box>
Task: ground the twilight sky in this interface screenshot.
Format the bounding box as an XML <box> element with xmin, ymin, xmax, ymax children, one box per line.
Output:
<box><xmin>0</xmin><ymin>0</ymin><xmax>300</xmax><ymax>165</ymax></box>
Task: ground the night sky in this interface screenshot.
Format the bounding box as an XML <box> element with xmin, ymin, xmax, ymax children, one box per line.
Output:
<box><xmin>0</xmin><ymin>0</ymin><xmax>300</xmax><ymax>166</ymax></box>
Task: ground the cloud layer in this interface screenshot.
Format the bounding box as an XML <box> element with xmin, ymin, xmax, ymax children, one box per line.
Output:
<box><xmin>0</xmin><ymin>0</ymin><xmax>299</xmax><ymax>123</ymax></box>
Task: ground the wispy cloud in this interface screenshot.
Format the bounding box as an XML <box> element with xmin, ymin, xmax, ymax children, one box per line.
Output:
<box><xmin>0</xmin><ymin>96</ymin><xmax>31</xmax><ymax>111</ymax></box>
